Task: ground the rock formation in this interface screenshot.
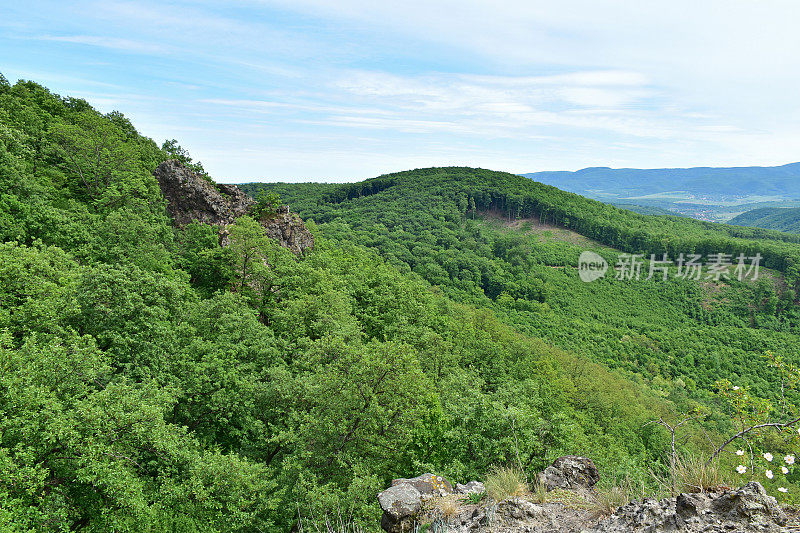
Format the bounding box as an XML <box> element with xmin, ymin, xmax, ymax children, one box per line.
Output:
<box><xmin>377</xmin><ymin>459</ymin><xmax>792</xmax><ymax>532</ymax></box>
<box><xmin>379</xmin><ymin>473</ymin><xmax>456</xmax><ymax>532</ymax></box>
<box><xmin>538</xmin><ymin>456</ymin><xmax>599</xmax><ymax>491</ymax></box>
<box><xmin>154</xmin><ymin>159</ymin><xmax>254</xmax><ymax>226</ymax></box>
<box><xmin>588</xmin><ymin>482</ymin><xmax>787</xmax><ymax>533</ymax></box>
<box><xmin>154</xmin><ymin>159</ymin><xmax>313</xmax><ymax>254</ymax></box>
<box><xmin>259</xmin><ymin>209</ymin><xmax>315</xmax><ymax>255</ymax></box>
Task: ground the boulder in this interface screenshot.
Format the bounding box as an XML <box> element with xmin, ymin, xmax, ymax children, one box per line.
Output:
<box><xmin>455</xmin><ymin>481</ymin><xmax>486</xmax><ymax>495</ymax></box>
<box><xmin>378</xmin><ymin>484</ymin><xmax>422</xmax><ymax>533</ymax></box>
<box><xmin>589</xmin><ymin>482</ymin><xmax>787</xmax><ymax>532</ymax></box>
<box><xmin>538</xmin><ymin>456</ymin><xmax>599</xmax><ymax>491</ymax></box>
<box><xmin>391</xmin><ymin>473</ymin><xmax>453</xmax><ymax>497</ymax></box>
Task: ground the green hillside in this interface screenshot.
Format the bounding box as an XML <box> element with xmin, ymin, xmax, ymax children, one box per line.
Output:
<box><xmin>0</xmin><ymin>76</ymin><xmax>704</xmax><ymax>531</ymax></box>
<box><xmin>729</xmin><ymin>207</ymin><xmax>800</xmax><ymax>233</ymax></box>
<box><xmin>245</xmin><ymin>171</ymin><xmax>800</xmax><ymax>452</ymax></box>
<box><xmin>3</xmin><ymin>75</ymin><xmax>800</xmax><ymax>531</ymax></box>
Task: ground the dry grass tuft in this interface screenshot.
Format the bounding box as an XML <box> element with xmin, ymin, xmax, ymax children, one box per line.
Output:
<box><xmin>669</xmin><ymin>455</ymin><xmax>733</xmax><ymax>494</ymax></box>
<box><xmin>589</xmin><ymin>486</ymin><xmax>628</xmax><ymax>519</ymax></box>
<box><xmin>530</xmin><ymin>476</ymin><xmax>548</xmax><ymax>504</ymax></box>
<box><xmin>484</xmin><ymin>466</ymin><xmax>528</xmax><ymax>502</ymax></box>
<box><xmin>426</xmin><ymin>494</ymin><xmax>461</xmax><ymax>520</ymax></box>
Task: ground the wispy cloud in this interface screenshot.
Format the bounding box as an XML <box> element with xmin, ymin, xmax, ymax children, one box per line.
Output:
<box><xmin>3</xmin><ymin>0</ymin><xmax>800</xmax><ymax>180</ymax></box>
<box><xmin>37</xmin><ymin>34</ymin><xmax>168</xmax><ymax>54</ymax></box>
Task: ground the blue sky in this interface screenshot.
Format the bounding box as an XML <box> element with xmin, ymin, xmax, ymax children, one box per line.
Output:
<box><xmin>2</xmin><ymin>1</ymin><xmax>800</xmax><ymax>182</ymax></box>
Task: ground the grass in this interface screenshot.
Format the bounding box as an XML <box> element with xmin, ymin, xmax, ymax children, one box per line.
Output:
<box><xmin>530</xmin><ymin>476</ymin><xmax>548</xmax><ymax>504</ymax></box>
<box><xmin>484</xmin><ymin>466</ymin><xmax>528</xmax><ymax>502</ymax></box>
<box><xmin>462</xmin><ymin>491</ymin><xmax>486</xmax><ymax>505</ymax></box>
<box><xmin>589</xmin><ymin>486</ymin><xmax>628</xmax><ymax>519</ymax></box>
<box><xmin>667</xmin><ymin>455</ymin><xmax>733</xmax><ymax>494</ymax></box>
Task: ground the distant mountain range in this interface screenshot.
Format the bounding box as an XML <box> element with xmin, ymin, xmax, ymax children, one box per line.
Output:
<box><xmin>522</xmin><ymin>163</ymin><xmax>800</xmax><ymax>222</ymax></box>
<box><xmin>522</xmin><ymin>162</ymin><xmax>800</xmax><ymax>198</ymax></box>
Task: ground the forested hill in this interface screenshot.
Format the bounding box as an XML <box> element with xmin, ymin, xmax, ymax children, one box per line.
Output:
<box><xmin>244</xmin><ymin>168</ymin><xmax>800</xmax><ymax>437</ymax></box>
<box><xmin>729</xmin><ymin>206</ymin><xmax>800</xmax><ymax>233</ymax></box>
<box><xmin>241</xmin><ymin>167</ymin><xmax>800</xmax><ymax>283</ymax></box>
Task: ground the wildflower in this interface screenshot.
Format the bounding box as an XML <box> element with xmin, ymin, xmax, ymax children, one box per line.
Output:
<box><xmin>766</xmin><ymin>470</ymin><xmax>774</xmax><ymax>479</ymax></box>
<box><xmin>779</xmin><ymin>487</ymin><xmax>788</xmax><ymax>493</ymax></box>
<box><xmin>733</xmin><ymin>386</ymin><xmax>740</xmax><ymax>391</ymax></box>
<box><xmin>736</xmin><ymin>449</ymin><xmax>745</xmax><ymax>456</ymax></box>
<box><xmin>785</xmin><ymin>455</ymin><xmax>795</xmax><ymax>465</ymax></box>
<box><xmin>736</xmin><ymin>465</ymin><xmax>747</xmax><ymax>474</ymax></box>
<box><xmin>782</xmin><ymin>466</ymin><xmax>789</xmax><ymax>474</ymax></box>
<box><xmin>764</xmin><ymin>452</ymin><xmax>773</xmax><ymax>462</ymax></box>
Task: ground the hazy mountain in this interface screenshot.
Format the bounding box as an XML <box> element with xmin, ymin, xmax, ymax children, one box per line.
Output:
<box><xmin>522</xmin><ymin>163</ymin><xmax>800</xmax><ymax>221</ymax></box>
<box><xmin>522</xmin><ymin>163</ymin><xmax>800</xmax><ymax>198</ymax></box>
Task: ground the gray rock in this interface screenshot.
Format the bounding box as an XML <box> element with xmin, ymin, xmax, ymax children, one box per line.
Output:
<box><xmin>538</xmin><ymin>456</ymin><xmax>600</xmax><ymax>491</ymax></box>
<box><xmin>588</xmin><ymin>482</ymin><xmax>787</xmax><ymax>532</ymax></box>
<box><xmin>455</xmin><ymin>481</ymin><xmax>486</xmax><ymax>495</ymax></box>
<box><xmin>154</xmin><ymin>159</ymin><xmax>254</xmax><ymax>227</ymax></box>
<box><xmin>391</xmin><ymin>473</ymin><xmax>453</xmax><ymax>497</ymax></box>
<box><xmin>259</xmin><ymin>209</ymin><xmax>315</xmax><ymax>255</ymax></box>
<box><xmin>378</xmin><ymin>484</ymin><xmax>422</xmax><ymax>532</ymax></box>
<box><xmin>154</xmin><ymin>159</ymin><xmax>314</xmax><ymax>255</ymax></box>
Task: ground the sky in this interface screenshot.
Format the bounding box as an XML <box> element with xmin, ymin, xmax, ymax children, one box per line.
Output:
<box><xmin>1</xmin><ymin>1</ymin><xmax>800</xmax><ymax>183</ymax></box>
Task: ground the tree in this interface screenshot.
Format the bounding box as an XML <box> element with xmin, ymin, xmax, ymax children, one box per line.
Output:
<box><xmin>162</xmin><ymin>139</ymin><xmax>210</xmax><ymax>179</ymax></box>
<box><xmin>228</xmin><ymin>216</ymin><xmax>295</xmax><ymax>321</ymax></box>
<box><xmin>51</xmin><ymin>111</ymin><xmax>141</xmax><ymax>199</ymax></box>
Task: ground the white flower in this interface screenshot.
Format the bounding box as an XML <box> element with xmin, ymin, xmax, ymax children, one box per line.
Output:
<box><xmin>779</xmin><ymin>487</ymin><xmax>788</xmax><ymax>493</ymax></box>
<box><xmin>733</xmin><ymin>386</ymin><xmax>740</xmax><ymax>391</ymax></box>
<box><xmin>785</xmin><ymin>455</ymin><xmax>795</xmax><ymax>465</ymax></box>
<box><xmin>766</xmin><ymin>470</ymin><xmax>774</xmax><ymax>479</ymax></box>
<box><xmin>736</xmin><ymin>465</ymin><xmax>747</xmax><ymax>474</ymax></box>
<box><xmin>797</xmin><ymin>427</ymin><xmax>800</xmax><ymax>436</ymax></box>
<box><xmin>764</xmin><ymin>452</ymin><xmax>773</xmax><ymax>462</ymax></box>
<box><xmin>736</xmin><ymin>449</ymin><xmax>745</xmax><ymax>456</ymax></box>
<box><xmin>782</xmin><ymin>466</ymin><xmax>789</xmax><ymax>474</ymax></box>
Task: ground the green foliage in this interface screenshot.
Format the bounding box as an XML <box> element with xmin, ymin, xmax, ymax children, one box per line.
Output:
<box><xmin>251</xmin><ymin>188</ymin><xmax>282</xmax><ymax>218</ymax></box>
<box><xmin>4</xmin><ymin>75</ymin><xmax>799</xmax><ymax>530</ymax></box>
<box><xmin>162</xmin><ymin>139</ymin><xmax>211</xmax><ymax>182</ymax></box>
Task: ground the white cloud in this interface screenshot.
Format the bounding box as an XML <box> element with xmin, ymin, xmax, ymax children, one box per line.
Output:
<box><xmin>37</xmin><ymin>35</ymin><xmax>167</xmax><ymax>54</ymax></box>
<box><xmin>6</xmin><ymin>0</ymin><xmax>800</xmax><ymax>180</ymax></box>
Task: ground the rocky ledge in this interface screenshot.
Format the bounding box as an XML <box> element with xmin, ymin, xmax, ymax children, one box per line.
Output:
<box><xmin>154</xmin><ymin>159</ymin><xmax>254</xmax><ymax>227</ymax></box>
<box><xmin>377</xmin><ymin>456</ymin><xmax>793</xmax><ymax>532</ymax></box>
<box><xmin>154</xmin><ymin>159</ymin><xmax>313</xmax><ymax>254</ymax></box>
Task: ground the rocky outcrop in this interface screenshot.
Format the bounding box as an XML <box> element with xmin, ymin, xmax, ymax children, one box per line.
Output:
<box><xmin>154</xmin><ymin>160</ymin><xmax>254</xmax><ymax>226</ymax></box>
<box><xmin>391</xmin><ymin>473</ymin><xmax>454</xmax><ymax>498</ymax></box>
<box><xmin>378</xmin><ymin>484</ymin><xmax>423</xmax><ymax>533</ymax></box>
<box><xmin>377</xmin><ymin>465</ymin><xmax>792</xmax><ymax>532</ymax></box>
<box><xmin>589</xmin><ymin>482</ymin><xmax>787</xmax><ymax>533</ymax></box>
<box><xmin>538</xmin><ymin>456</ymin><xmax>599</xmax><ymax>491</ymax></box>
<box><xmin>259</xmin><ymin>209</ymin><xmax>315</xmax><ymax>255</ymax></box>
<box><xmin>154</xmin><ymin>160</ymin><xmax>313</xmax><ymax>255</ymax></box>
<box><xmin>442</xmin><ymin>499</ymin><xmax>594</xmax><ymax>532</ymax></box>
<box><xmin>379</xmin><ymin>474</ymin><xmax>456</xmax><ymax>532</ymax></box>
